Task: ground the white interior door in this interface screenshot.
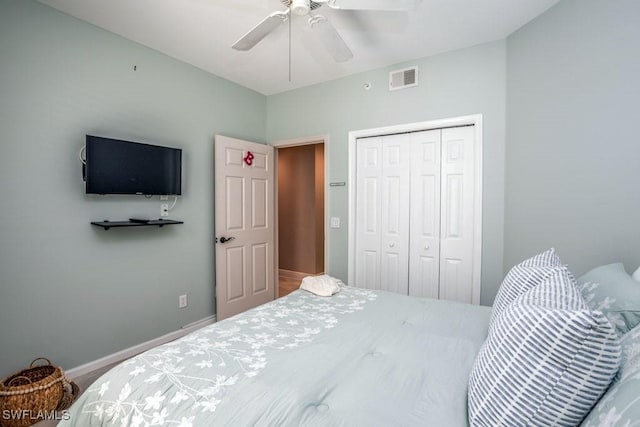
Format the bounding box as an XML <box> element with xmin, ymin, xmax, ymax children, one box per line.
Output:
<box><xmin>214</xmin><ymin>135</ymin><xmax>275</xmax><ymax>321</ymax></box>
<box><xmin>353</xmin><ymin>123</ymin><xmax>479</xmax><ymax>304</ymax></box>
<box><xmin>408</xmin><ymin>129</ymin><xmax>442</xmax><ymax>298</ymax></box>
<box><xmin>438</xmin><ymin>126</ymin><xmax>476</xmax><ymax>304</ymax></box>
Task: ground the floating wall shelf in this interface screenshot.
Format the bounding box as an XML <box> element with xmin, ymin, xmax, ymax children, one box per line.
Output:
<box><xmin>90</xmin><ymin>219</ymin><xmax>184</xmax><ymax>230</ymax></box>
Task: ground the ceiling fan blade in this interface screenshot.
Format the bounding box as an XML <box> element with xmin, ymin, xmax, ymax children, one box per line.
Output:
<box><xmin>309</xmin><ymin>15</ymin><xmax>353</xmax><ymax>63</ymax></box>
<box><xmin>320</xmin><ymin>0</ymin><xmax>419</xmax><ymax>11</ymax></box>
<box><xmin>232</xmin><ymin>11</ymin><xmax>289</xmax><ymax>51</ymax></box>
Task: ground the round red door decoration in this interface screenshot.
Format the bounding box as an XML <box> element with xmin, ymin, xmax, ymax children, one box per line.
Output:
<box><xmin>244</xmin><ymin>151</ymin><xmax>254</xmax><ymax>166</ymax></box>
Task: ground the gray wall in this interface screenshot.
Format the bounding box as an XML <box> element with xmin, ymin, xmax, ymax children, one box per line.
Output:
<box><xmin>267</xmin><ymin>41</ymin><xmax>507</xmax><ymax>306</ymax></box>
<box><xmin>0</xmin><ymin>0</ymin><xmax>265</xmax><ymax>377</ymax></box>
<box><xmin>505</xmin><ymin>0</ymin><xmax>640</xmax><ymax>275</ymax></box>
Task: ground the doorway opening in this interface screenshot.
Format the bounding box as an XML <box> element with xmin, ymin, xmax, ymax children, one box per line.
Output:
<box><xmin>275</xmin><ymin>139</ymin><xmax>326</xmax><ymax>297</ymax></box>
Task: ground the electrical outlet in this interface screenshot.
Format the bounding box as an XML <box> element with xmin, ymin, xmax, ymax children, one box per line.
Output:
<box><xmin>161</xmin><ymin>204</ymin><xmax>169</xmax><ymax>217</ymax></box>
<box><xmin>330</xmin><ymin>217</ymin><xmax>341</xmax><ymax>228</ymax></box>
<box><xmin>179</xmin><ymin>294</ymin><xmax>188</xmax><ymax>309</ymax></box>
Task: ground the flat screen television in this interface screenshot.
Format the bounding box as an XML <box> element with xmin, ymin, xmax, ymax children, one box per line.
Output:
<box><xmin>85</xmin><ymin>135</ymin><xmax>182</xmax><ymax>195</ymax></box>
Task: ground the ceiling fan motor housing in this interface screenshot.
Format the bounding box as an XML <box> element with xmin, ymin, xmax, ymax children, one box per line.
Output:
<box><xmin>281</xmin><ymin>0</ymin><xmax>322</xmax><ymax>15</ymax></box>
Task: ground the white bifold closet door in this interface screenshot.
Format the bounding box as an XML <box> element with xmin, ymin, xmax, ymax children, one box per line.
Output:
<box><xmin>354</xmin><ymin>126</ymin><xmax>476</xmax><ymax>304</ymax></box>
<box><xmin>355</xmin><ymin>134</ymin><xmax>411</xmax><ymax>294</ymax></box>
<box><xmin>408</xmin><ymin>129</ymin><xmax>442</xmax><ymax>298</ymax></box>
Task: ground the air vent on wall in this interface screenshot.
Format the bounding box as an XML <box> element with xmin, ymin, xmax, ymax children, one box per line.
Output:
<box><xmin>389</xmin><ymin>66</ymin><xmax>418</xmax><ymax>91</ymax></box>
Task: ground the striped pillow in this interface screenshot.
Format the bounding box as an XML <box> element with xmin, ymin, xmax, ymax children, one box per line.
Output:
<box><xmin>489</xmin><ymin>248</ymin><xmax>562</xmax><ymax>329</ymax></box>
<box><xmin>469</xmin><ymin>268</ymin><xmax>621</xmax><ymax>427</ymax></box>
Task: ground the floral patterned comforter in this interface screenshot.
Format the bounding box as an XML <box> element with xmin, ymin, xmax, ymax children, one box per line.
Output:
<box><xmin>60</xmin><ymin>287</ymin><xmax>491</xmax><ymax>426</ymax></box>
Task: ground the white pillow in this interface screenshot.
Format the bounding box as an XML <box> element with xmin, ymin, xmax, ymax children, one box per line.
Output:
<box><xmin>299</xmin><ymin>275</ymin><xmax>343</xmax><ymax>297</ymax></box>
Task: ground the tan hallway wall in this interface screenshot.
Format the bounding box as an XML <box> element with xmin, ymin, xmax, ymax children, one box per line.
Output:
<box><xmin>278</xmin><ymin>144</ymin><xmax>324</xmax><ymax>274</ymax></box>
<box><xmin>314</xmin><ymin>144</ymin><xmax>325</xmax><ymax>273</ymax></box>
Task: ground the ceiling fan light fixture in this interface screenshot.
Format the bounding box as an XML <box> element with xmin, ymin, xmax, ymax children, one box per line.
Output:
<box><xmin>291</xmin><ymin>0</ymin><xmax>310</xmax><ymax>16</ymax></box>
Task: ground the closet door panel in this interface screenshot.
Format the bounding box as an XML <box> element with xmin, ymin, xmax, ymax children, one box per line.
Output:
<box><xmin>355</xmin><ymin>137</ymin><xmax>383</xmax><ymax>290</ymax></box>
<box><xmin>408</xmin><ymin>130</ymin><xmax>442</xmax><ymax>298</ymax></box>
<box><xmin>439</xmin><ymin>126</ymin><xmax>475</xmax><ymax>303</ymax></box>
<box><xmin>380</xmin><ymin>134</ymin><xmax>411</xmax><ymax>295</ymax></box>
<box><xmin>361</xmin><ymin>250</ymin><xmax>380</xmax><ymax>289</ymax></box>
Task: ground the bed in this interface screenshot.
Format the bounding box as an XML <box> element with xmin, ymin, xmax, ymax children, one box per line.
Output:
<box><xmin>60</xmin><ymin>250</ymin><xmax>640</xmax><ymax>426</ymax></box>
<box><xmin>59</xmin><ymin>287</ymin><xmax>491</xmax><ymax>426</ymax></box>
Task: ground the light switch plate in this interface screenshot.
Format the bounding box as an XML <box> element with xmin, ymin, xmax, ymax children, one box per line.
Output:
<box><xmin>330</xmin><ymin>217</ymin><xmax>341</xmax><ymax>228</ymax></box>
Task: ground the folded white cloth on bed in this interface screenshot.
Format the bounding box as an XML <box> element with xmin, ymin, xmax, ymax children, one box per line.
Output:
<box><xmin>299</xmin><ymin>275</ymin><xmax>344</xmax><ymax>296</ymax></box>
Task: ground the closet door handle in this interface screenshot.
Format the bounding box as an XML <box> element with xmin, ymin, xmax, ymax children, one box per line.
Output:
<box><xmin>424</xmin><ymin>244</ymin><xmax>430</xmax><ymax>250</ymax></box>
<box><xmin>388</xmin><ymin>242</ymin><xmax>395</xmax><ymax>248</ymax></box>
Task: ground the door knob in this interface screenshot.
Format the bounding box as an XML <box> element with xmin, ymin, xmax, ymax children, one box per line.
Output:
<box><xmin>424</xmin><ymin>244</ymin><xmax>430</xmax><ymax>250</ymax></box>
<box><xmin>218</xmin><ymin>236</ymin><xmax>235</xmax><ymax>244</ymax></box>
<box><xmin>389</xmin><ymin>242</ymin><xmax>395</xmax><ymax>248</ymax></box>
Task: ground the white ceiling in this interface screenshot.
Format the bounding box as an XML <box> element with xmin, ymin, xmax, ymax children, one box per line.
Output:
<box><xmin>37</xmin><ymin>0</ymin><xmax>559</xmax><ymax>95</ymax></box>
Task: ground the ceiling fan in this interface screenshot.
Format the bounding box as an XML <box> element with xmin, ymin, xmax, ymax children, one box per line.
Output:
<box><xmin>232</xmin><ymin>0</ymin><xmax>419</xmax><ymax>63</ymax></box>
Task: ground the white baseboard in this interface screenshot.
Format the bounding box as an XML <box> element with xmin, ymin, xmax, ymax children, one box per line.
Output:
<box><xmin>181</xmin><ymin>314</ymin><xmax>216</xmax><ymax>330</ymax></box>
<box><xmin>65</xmin><ymin>315</ymin><xmax>216</xmax><ymax>379</ymax></box>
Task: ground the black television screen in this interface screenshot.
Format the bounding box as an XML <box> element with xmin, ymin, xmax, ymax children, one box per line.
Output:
<box><xmin>85</xmin><ymin>135</ymin><xmax>182</xmax><ymax>195</ymax></box>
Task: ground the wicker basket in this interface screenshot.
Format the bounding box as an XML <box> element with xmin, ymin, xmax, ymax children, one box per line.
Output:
<box><xmin>56</xmin><ymin>380</ymin><xmax>79</xmax><ymax>412</ymax></box>
<box><xmin>0</xmin><ymin>358</ymin><xmax>64</xmax><ymax>427</ymax></box>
